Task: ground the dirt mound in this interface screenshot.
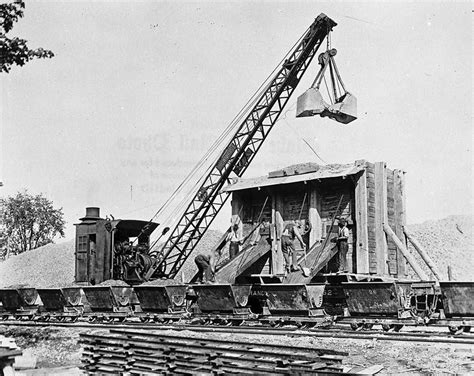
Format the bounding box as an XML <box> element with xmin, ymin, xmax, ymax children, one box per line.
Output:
<box><xmin>0</xmin><ymin>240</ymin><xmax>75</xmax><ymax>288</ymax></box>
<box><xmin>405</xmin><ymin>215</ymin><xmax>473</xmax><ymax>281</ymax></box>
<box><xmin>98</xmin><ymin>279</ymin><xmax>130</xmax><ymax>287</ymax></box>
<box><xmin>0</xmin><ymin>229</ymin><xmax>224</xmax><ymax>288</ymax></box>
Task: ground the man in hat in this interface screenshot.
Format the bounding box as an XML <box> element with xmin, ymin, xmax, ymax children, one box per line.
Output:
<box><xmin>281</xmin><ymin>220</ymin><xmax>307</xmax><ymax>273</ymax></box>
<box><xmin>336</xmin><ymin>218</ymin><xmax>349</xmax><ymax>272</ymax></box>
<box><xmin>226</xmin><ymin>223</ymin><xmax>243</xmax><ymax>260</ymax></box>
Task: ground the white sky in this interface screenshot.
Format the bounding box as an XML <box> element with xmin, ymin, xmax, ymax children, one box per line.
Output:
<box><xmin>1</xmin><ymin>1</ymin><xmax>472</xmax><ymax>241</ymax></box>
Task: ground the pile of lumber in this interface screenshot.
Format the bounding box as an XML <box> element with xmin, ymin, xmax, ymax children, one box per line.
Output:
<box><xmin>80</xmin><ymin>329</ymin><xmax>347</xmax><ymax>375</ymax></box>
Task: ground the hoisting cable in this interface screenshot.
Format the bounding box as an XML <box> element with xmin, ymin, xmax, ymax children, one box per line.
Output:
<box><xmin>279</xmin><ymin>104</ymin><xmax>328</xmax><ymax>164</ymax></box>
<box><xmin>142</xmin><ymin>27</ymin><xmax>311</xmax><ymax>252</ymax></box>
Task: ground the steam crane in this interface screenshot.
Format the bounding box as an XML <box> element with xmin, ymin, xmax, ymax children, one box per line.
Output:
<box><xmin>144</xmin><ymin>14</ymin><xmax>338</xmax><ymax>280</ymax></box>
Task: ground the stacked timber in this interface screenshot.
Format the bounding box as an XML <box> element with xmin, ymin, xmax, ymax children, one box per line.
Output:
<box><xmin>80</xmin><ymin>329</ymin><xmax>347</xmax><ymax>375</ymax></box>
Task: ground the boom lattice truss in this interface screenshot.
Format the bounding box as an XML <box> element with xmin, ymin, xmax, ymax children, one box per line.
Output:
<box><xmin>147</xmin><ymin>14</ymin><xmax>337</xmax><ymax>280</ymax></box>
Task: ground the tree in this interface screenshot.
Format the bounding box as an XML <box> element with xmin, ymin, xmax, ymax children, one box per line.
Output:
<box><xmin>0</xmin><ymin>191</ymin><xmax>65</xmax><ymax>258</ymax></box>
<box><xmin>0</xmin><ymin>0</ymin><xmax>54</xmax><ymax>73</ymax></box>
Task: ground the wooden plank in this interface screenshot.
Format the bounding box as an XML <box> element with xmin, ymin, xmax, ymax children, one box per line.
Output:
<box><xmin>283</xmin><ymin>241</ymin><xmax>338</xmax><ymax>283</ymax></box>
<box><xmin>355</xmin><ymin>364</ymin><xmax>384</xmax><ymax>375</ymax></box>
<box><xmin>374</xmin><ymin>162</ymin><xmax>388</xmax><ymax>276</ymax></box>
<box><xmin>404</xmin><ymin>229</ymin><xmax>441</xmax><ymax>280</ymax></box>
<box><xmin>365</xmin><ymin>164</ymin><xmax>377</xmax><ymax>274</ymax></box>
<box><xmin>215</xmin><ymin>236</ymin><xmax>271</xmax><ymax>283</ymax></box>
<box><xmin>309</xmin><ymin>182</ymin><xmax>322</xmax><ymax>246</ymax></box>
<box><xmin>383</xmin><ymin>224</ymin><xmax>428</xmax><ymax>280</ymax></box>
<box><xmin>386</xmin><ymin>170</ymin><xmax>398</xmax><ymax>276</ymax></box>
<box><xmin>273</xmin><ymin>192</ymin><xmax>285</xmax><ymax>275</ymax></box>
<box><xmin>393</xmin><ymin>169</ymin><xmax>406</xmax><ymax>277</ymax></box>
<box><xmin>354</xmin><ymin>167</ymin><xmax>369</xmax><ymax>274</ymax></box>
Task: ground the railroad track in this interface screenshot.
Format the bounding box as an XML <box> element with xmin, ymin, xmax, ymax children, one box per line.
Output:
<box><xmin>2</xmin><ymin>320</ymin><xmax>474</xmax><ymax>345</ymax></box>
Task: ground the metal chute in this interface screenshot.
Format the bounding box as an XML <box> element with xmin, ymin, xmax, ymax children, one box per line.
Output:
<box><xmin>296</xmin><ymin>48</ymin><xmax>357</xmax><ymax>124</ymax></box>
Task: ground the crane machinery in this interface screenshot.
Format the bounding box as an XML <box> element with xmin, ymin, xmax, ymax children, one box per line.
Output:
<box><xmin>143</xmin><ymin>13</ymin><xmax>344</xmax><ymax>281</ymax></box>
<box><xmin>74</xmin><ymin>13</ymin><xmax>357</xmax><ymax>285</ymax></box>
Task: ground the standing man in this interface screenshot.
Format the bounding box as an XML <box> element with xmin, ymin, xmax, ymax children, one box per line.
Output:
<box><xmin>336</xmin><ymin>218</ymin><xmax>349</xmax><ymax>273</ymax></box>
<box><xmin>226</xmin><ymin>223</ymin><xmax>243</xmax><ymax>260</ymax></box>
<box><xmin>281</xmin><ymin>220</ymin><xmax>306</xmax><ymax>273</ymax></box>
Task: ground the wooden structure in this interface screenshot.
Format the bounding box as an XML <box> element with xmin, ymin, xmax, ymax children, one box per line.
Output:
<box><xmin>221</xmin><ymin>160</ymin><xmax>408</xmax><ymax>280</ymax></box>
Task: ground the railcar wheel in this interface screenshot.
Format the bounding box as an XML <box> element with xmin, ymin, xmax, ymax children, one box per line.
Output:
<box><xmin>88</xmin><ymin>316</ymin><xmax>97</xmax><ymax>323</ymax></box>
<box><xmin>363</xmin><ymin>323</ymin><xmax>374</xmax><ymax>330</ymax></box>
<box><xmin>350</xmin><ymin>322</ymin><xmax>360</xmax><ymax>331</ymax></box>
<box><xmin>393</xmin><ymin>324</ymin><xmax>403</xmax><ymax>332</ymax></box>
<box><xmin>381</xmin><ymin>323</ymin><xmax>392</xmax><ymax>332</ymax></box>
<box><xmin>448</xmin><ymin>325</ymin><xmax>459</xmax><ymax>335</ymax></box>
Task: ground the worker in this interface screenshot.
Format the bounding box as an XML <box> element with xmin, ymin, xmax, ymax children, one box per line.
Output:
<box><xmin>194</xmin><ymin>242</ymin><xmax>224</xmax><ymax>283</ymax></box>
<box><xmin>336</xmin><ymin>218</ymin><xmax>349</xmax><ymax>273</ymax></box>
<box><xmin>194</xmin><ymin>254</ymin><xmax>212</xmax><ymax>283</ymax></box>
<box><xmin>226</xmin><ymin>223</ymin><xmax>243</xmax><ymax>260</ymax></box>
<box><xmin>281</xmin><ymin>220</ymin><xmax>306</xmax><ymax>273</ymax></box>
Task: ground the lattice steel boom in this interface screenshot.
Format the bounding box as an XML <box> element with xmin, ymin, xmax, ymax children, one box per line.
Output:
<box><xmin>146</xmin><ymin>13</ymin><xmax>337</xmax><ymax>280</ymax></box>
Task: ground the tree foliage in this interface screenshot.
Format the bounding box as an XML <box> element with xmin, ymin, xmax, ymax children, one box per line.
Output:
<box><xmin>0</xmin><ymin>191</ymin><xmax>65</xmax><ymax>258</ymax></box>
<box><xmin>0</xmin><ymin>0</ymin><xmax>54</xmax><ymax>73</ymax></box>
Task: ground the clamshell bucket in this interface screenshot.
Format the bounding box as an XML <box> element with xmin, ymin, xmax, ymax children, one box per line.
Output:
<box><xmin>325</xmin><ymin>92</ymin><xmax>357</xmax><ymax>124</ymax></box>
<box><xmin>296</xmin><ymin>88</ymin><xmax>328</xmax><ymax>118</ymax></box>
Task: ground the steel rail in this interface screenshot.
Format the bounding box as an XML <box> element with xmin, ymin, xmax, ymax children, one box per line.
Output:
<box><xmin>2</xmin><ymin>320</ymin><xmax>474</xmax><ymax>345</ymax></box>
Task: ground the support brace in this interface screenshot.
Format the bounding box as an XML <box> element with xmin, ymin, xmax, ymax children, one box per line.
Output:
<box><xmin>383</xmin><ymin>223</ymin><xmax>429</xmax><ymax>280</ymax></box>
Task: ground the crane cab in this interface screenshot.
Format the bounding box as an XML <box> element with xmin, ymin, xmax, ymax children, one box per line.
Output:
<box><xmin>74</xmin><ymin>207</ymin><xmax>158</xmax><ymax>285</ymax></box>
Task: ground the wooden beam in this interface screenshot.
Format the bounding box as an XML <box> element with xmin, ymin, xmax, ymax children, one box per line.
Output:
<box><xmin>393</xmin><ymin>169</ymin><xmax>407</xmax><ymax>277</ymax></box>
<box><xmin>404</xmin><ymin>228</ymin><xmax>441</xmax><ymax>281</ymax></box>
<box><xmin>215</xmin><ymin>237</ymin><xmax>271</xmax><ymax>283</ymax></box>
<box><xmin>374</xmin><ymin>162</ymin><xmax>388</xmax><ymax>275</ymax></box>
<box><xmin>272</xmin><ymin>192</ymin><xmax>285</xmax><ymax>275</ymax></box>
<box><xmin>383</xmin><ymin>224</ymin><xmax>429</xmax><ymax>280</ymax></box>
<box><xmin>309</xmin><ymin>182</ymin><xmax>322</xmax><ymax>247</ymax></box>
<box><xmin>283</xmin><ymin>241</ymin><xmax>338</xmax><ymax>284</ymax></box>
<box><xmin>354</xmin><ymin>169</ymin><xmax>369</xmax><ymax>274</ymax></box>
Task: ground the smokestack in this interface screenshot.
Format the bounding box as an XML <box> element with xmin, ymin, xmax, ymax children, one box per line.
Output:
<box><xmin>80</xmin><ymin>207</ymin><xmax>102</xmax><ymax>221</ymax></box>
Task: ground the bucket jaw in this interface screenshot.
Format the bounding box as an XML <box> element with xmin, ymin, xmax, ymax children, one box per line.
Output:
<box><xmin>296</xmin><ymin>88</ymin><xmax>329</xmax><ymax>118</ymax></box>
<box><xmin>323</xmin><ymin>92</ymin><xmax>357</xmax><ymax>124</ymax></box>
<box><xmin>295</xmin><ymin>47</ymin><xmax>356</xmax><ymax>124</ymax></box>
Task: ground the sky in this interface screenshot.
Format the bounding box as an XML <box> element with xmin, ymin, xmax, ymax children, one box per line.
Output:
<box><xmin>1</xmin><ymin>1</ymin><xmax>472</xmax><ymax>242</ymax></box>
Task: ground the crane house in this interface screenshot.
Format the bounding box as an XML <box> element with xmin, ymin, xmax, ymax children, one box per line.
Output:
<box><xmin>217</xmin><ymin>160</ymin><xmax>408</xmax><ymax>283</ymax></box>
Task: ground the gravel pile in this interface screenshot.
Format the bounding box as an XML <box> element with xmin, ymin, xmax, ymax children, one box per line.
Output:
<box><xmin>0</xmin><ymin>240</ymin><xmax>75</xmax><ymax>288</ymax></box>
<box><xmin>405</xmin><ymin>215</ymin><xmax>473</xmax><ymax>281</ymax></box>
<box><xmin>0</xmin><ymin>216</ymin><xmax>470</xmax><ymax>287</ymax></box>
<box><xmin>98</xmin><ymin>279</ymin><xmax>130</xmax><ymax>287</ymax></box>
<box><xmin>0</xmin><ymin>229</ymin><xmax>224</xmax><ymax>288</ymax></box>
